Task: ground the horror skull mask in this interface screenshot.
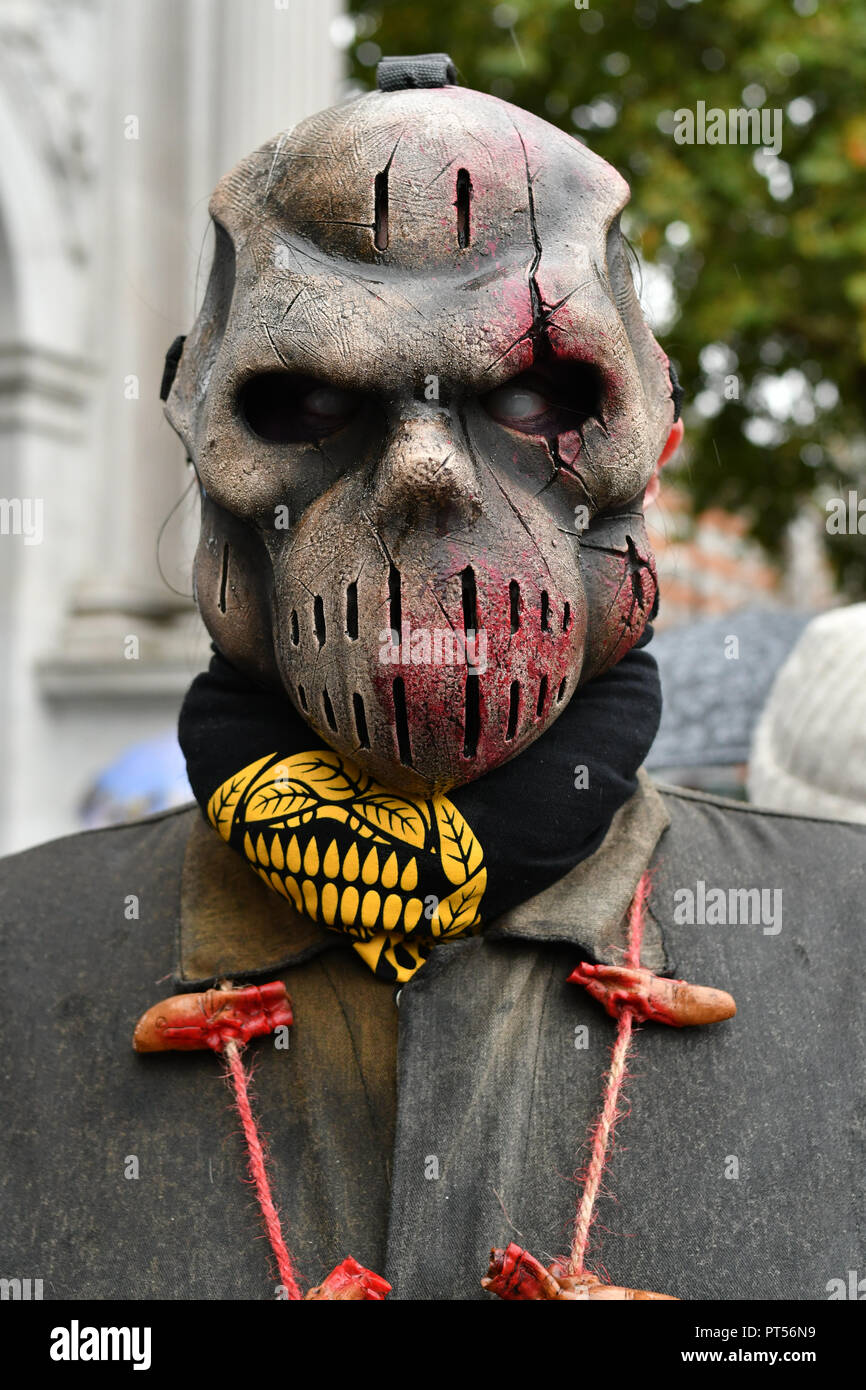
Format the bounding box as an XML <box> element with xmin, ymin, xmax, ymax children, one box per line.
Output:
<box><xmin>165</xmin><ymin>56</ymin><xmax>679</xmax><ymax>798</ymax></box>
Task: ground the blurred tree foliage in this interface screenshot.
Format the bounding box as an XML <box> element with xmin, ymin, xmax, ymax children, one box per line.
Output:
<box><xmin>346</xmin><ymin>0</ymin><xmax>866</xmax><ymax>594</ymax></box>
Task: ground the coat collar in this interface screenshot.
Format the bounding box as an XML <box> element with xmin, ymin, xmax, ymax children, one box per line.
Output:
<box><xmin>176</xmin><ymin>769</ymin><xmax>671</xmax><ymax>987</ymax></box>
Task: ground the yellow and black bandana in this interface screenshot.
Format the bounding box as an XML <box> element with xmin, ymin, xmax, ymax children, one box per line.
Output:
<box><xmin>180</xmin><ymin>645</ymin><xmax>661</xmax><ymax>982</ymax></box>
<box><xmin>208</xmin><ymin>748</ymin><xmax>486</xmax><ymax>982</ymax></box>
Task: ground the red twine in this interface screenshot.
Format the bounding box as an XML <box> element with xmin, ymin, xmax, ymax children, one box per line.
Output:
<box><xmin>568</xmin><ymin>872</ymin><xmax>650</xmax><ymax>1273</ymax></box>
<box><xmin>224</xmin><ymin>1039</ymin><xmax>304</xmax><ymax>1300</ymax></box>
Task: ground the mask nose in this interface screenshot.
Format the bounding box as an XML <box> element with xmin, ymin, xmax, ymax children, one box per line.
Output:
<box><xmin>368</xmin><ymin>409</ymin><xmax>482</xmax><ymax>531</ymax></box>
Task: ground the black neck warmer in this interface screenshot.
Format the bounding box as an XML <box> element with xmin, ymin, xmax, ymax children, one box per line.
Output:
<box><xmin>179</xmin><ymin>633</ymin><xmax>661</xmax><ymax>982</ymax></box>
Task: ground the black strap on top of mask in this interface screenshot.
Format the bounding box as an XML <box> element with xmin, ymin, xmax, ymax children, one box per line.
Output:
<box><xmin>160</xmin><ymin>334</ymin><xmax>186</xmax><ymax>401</ymax></box>
<box><xmin>376</xmin><ymin>53</ymin><xmax>458</xmax><ymax>91</ymax></box>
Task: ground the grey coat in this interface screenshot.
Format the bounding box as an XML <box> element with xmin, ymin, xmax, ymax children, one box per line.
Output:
<box><xmin>1</xmin><ymin>775</ymin><xmax>863</xmax><ymax>1300</ymax></box>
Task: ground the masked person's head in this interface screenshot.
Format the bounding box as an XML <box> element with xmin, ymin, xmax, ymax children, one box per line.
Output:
<box><xmin>164</xmin><ymin>57</ymin><xmax>683</xmax><ymax>798</ymax></box>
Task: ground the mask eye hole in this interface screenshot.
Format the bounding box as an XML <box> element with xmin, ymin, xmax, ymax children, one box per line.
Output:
<box><xmin>239</xmin><ymin>372</ymin><xmax>362</xmax><ymax>443</ymax></box>
<box><xmin>479</xmin><ymin>364</ymin><xmax>601</xmax><ymax>438</ymax></box>
<box><xmin>483</xmin><ymin>382</ymin><xmax>550</xmax><ymax>428</ymax></box>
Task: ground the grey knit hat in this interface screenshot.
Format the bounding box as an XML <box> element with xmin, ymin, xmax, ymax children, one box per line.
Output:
<box><xmin>747</xmin><ymin>603</ymin><xmax>866</xmax><ymax>824</ymax></box>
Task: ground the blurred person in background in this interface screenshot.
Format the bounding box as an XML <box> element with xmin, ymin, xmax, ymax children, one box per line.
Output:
<box><xmin>748</xmin><ymin>603</ymin><xmax>866</xmax><ymax>823</ymax></box>
<box><xmin>646</xmin><ymin>607</ymin><xmax>811</xmax><ymax>798</ymax></box>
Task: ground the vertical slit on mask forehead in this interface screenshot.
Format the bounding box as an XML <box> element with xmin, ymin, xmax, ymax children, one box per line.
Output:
<box><xmin>540</xmin><ymin>590</ymin><xmax>550</xmax><ymax>632</ymax></box>
<box><xmin>374</xmin><ymin>169</ymin><xmax>390</xmax><ymax>251</ymax></box>
<box><xmin>297</xmin><ymin>684</ymin><xmax>308</xmax><ymax>712</ymax></box>
<box><xmin>346</xmin><ymin>581</ymin><xmax>358</xmax><ymax>639</ymax></box>
<box><xmin>461</xmin><ymin>565</ymin><xmax>477</xmax><ymax>633</ymax></box>
<box><xmin>509</xmin><ymin>579</ymin><xmax>520</xmax><ymax>633</ymax></box>
<box><xmin>392</xmin><ymin>677</ymin><xmax>412</xmax><ymax>765</ymax></box>
<box><xmin>353</xmin><ymin>692</ymin><xmax>370</xmax><ymax>748</ymax></box>
<box><xmin>388</xmin><ymin>563</ymin><xmax>402</xmax><ymax>643</ymax></box>
<box><xmin>536</xmin><ymin>674</ymin><xmax>548</xmax><ymax>718</ymax></box>
<box><xmin>463</xmin><ymin>673</ymin><xmax>480</xmax><ymax>759</ymax></box>
<box><xmin>218</xmin><ymin>544</ymin><xmax>229</xmax><ymax>614</ymax></box>
<box><xmin>313</xmin><ymin>595</ymin><xmax>326</xmax><ymax>647</ymax></box>
<box><xmin>290</xmin><ymin>609</ymin><xmax>299</xmax><ymax>645</ymax></box>
<box><xmin>562</xmin><ymin>601</ymin><xmax>571</xmax><ymax>633</ymax></box>
<box><xmin>456</xmin><ymin>168</ymin><xmax>472</xmax><ymax>248</ymax></box>
<box><xmin>322</xmin><ymin>687</ymin><xmax>337</xmax><ymax>731</ymax></box>
<box><xmin>506</xmin><ymin>680</ymin><xmax>520</xmax><ymax>741</ymax></box>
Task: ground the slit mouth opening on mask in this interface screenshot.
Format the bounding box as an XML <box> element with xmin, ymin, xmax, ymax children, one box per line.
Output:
<box><xmin>509</xmin><ymin>579</ymin><xmax>520</xmax><ymax>634</ymax></box>
<box><xmin>373</xmin><ymin>168</ymin><xmax>390</xmax><ymax>251</ymax></box>
<box><xmin>460</xmin><ymin>565</ymin><xmax>478</xmax><ymax>633</ymax></box>
<box><xmin>313</xmin><ymin>595</ymin><xmax>326</xmax><ymax>648</ymax></box>
<box><xmin>388</xmin><ymin>564</ymin><xmax>402</xmax><ymax>645</ymax></box>
<box><xmin>455</xmin><ymin>167</ymin><xmax>472</xmax><ymax>249</ymax></box>
<box><xmin>461</xmin><ymin>565</ymin><xmax>481</xmax><ymax>759</ymax></box>
<box><xmin>352</xmin><ymin>692</ymin><xmax>370</xmax><ymax>748</ymax></box>
<box><xmin>322</xmin><ymin>687</ymin><xmax>338</xmax><ymax>732</ymax></box>
<box><xmin>346</xmin><ymin>581</ymin><xmax>359</xmax><ymax>640</ymax></box>
<box><xmin>506</xmin><ymin>680</ymin><xmax>521</xmax><ymax>742</ymax></box>
<box><xmin>392</xmin><ymin>676</ymin><xmax>412</xmax><ymax>765</ymax></box>
<box><xmin>463</xmin><ymin>673</ymin><xmax>480</xmax><ymax>759</ymax></box>
<box><xmin>218</xmin><ymin>543</ymin><xmax>230</xmax><ymax>614</ymax></box>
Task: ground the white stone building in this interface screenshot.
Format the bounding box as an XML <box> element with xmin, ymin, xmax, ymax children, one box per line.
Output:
<box><xmin>0</xmin><ymin>0</ymin><xmax>343</xmax><ymax>853</ymax></box>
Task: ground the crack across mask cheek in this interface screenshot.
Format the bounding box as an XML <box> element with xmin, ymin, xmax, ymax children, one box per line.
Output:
<box><xmin>579</xmin><ymin>510</ymin><xmax>659</xmax><ymax>678</ymax></box>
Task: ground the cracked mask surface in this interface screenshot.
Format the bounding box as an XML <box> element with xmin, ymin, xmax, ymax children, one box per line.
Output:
<box><xmin>166</xmin><ymin>83</ymin><xmax>676</xmax><ymax>797</ymax></box>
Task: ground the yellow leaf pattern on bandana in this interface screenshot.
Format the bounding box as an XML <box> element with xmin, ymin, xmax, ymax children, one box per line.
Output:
<box><xmin>207</xmin><ymin>750</ymin><xmax>486</xmax><ymax>982</ymax></box>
